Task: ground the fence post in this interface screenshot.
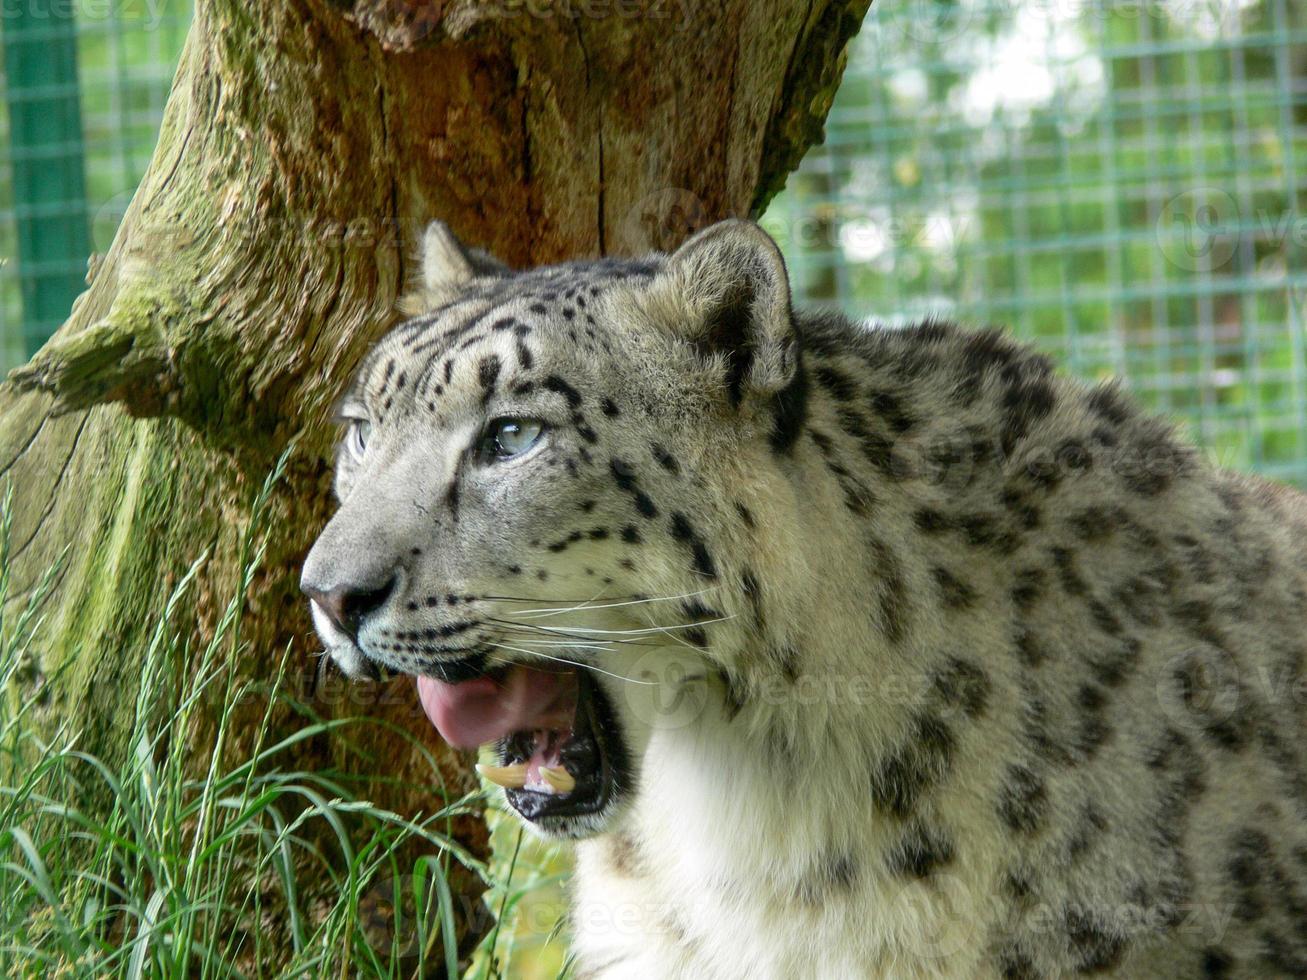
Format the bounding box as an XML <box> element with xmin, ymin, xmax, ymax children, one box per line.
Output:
<box><xmin>2</xmin><ymin>1</ymin><xmax>91</xmax><ymax>359</ymax></box>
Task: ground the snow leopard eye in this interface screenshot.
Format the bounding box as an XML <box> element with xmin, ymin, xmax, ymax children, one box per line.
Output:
<box><xmin>346</xmin><ymin>418</ymin><xmax>372</xmax><ymax>461</ymax></box>
<box><xmin>479</xmin><ymin>417</ymin><xmax>544</xmax><ymax>463</ymax></box>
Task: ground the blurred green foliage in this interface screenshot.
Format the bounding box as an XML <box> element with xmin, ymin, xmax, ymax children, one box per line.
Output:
<box><xmin>768</xmin><ymin>0</ymin><xmax>1307</xmax><ymax>484</ymax></box>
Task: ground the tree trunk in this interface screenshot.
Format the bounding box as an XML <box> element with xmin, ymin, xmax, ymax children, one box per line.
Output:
<box><xmin>1</xmin><ymin>0</ymin><xmax>868</xmax><ymax>967</ymax></box>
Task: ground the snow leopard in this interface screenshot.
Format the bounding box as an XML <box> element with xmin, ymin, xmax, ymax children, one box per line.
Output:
<box><xmin>301</xmin><ymin>218</ymin><xmax>1307</xmax><ymax>978</ymax></box>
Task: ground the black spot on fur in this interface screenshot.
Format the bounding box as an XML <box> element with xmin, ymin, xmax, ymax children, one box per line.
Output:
<box><xmin>735</xmin><ymin>503</ymin><xmax>756</xmax><ymax>528</ymax></box>
<box><xmin>610</xmin><ymin>459</ymin><xmax>638</xmax><ymax>491</ymax></box>
<box><xmin>651</xmin><ymin>444</ymin><xmax>680</xmax><ymax>475</ymax></box>
<box><xmin>1070</xmin><ymin>505</ymin><xmax>1120</xmax><ymax>541</ymax></box>
<box><xmin>600</xmin><ymin>397</ymin><xmax>619</xmax><ymax>417</ymax></box>
<box><xmin>1077</xmin><ymin>683</ymin><xmax>1106</xmax><ymax>714</ymax></box>
<box><xmin>478</xmin><ymin>355</ymin><xmax>501</xmax><ymax>401</ymax></box>
<box><xmin>1075</xmin><ymin>714</ymin><xmax>1112</xmax><ymax>760</ymax></box>
<box><xmin>1091</xmin><ymin>636</ymin><xmax>1141</xmax><ymax>688</ymax></box>
<box><xmin>933</xmin><ymin>657</ymin><xmax>990</xmax><ymax>719</ymax></box>
<box><xmin>1067</xmin><ymin>801</ymin><xmax>1109</xmax><ymax>861</ymax></box>
<box><xmin>1011</xmin><ymin>569</ymin><xmax>1045</xmax><ymax>610</ymax></box>
<box><xmin>795</xmin><ymin>851</ymin><xmax>859</xmax><ymax>906</ymax></box>
<box><xmin>1087</xmin><ymin>383</ymin><xmax>1131</xmax><ymax>426</ymax></box>
<box><xmin>1064</xmin><ymin>906</ymin><xmax>1127</xmax><ymax>972</ymax></box>
<box><xmin>1051</xmin><ymin>546</ymin><xmax>1088</xmax><ymax>596</ymax></box>
<box><xmin>1088</xmin><ymin>599</ymin><xmax>1123</xmax><ymax>636</ymax></box>
<box><xmin>719</xmin><ymin>669</ymin><xmax>747</xmax><ymax>720</ymax></box>
<box><xmin>1001</xmin><ymin>377</ymin><xmax>1057</xmax><ymax>456</ymax></box>
<box><xmin>544</xmin><ymin>375</ymin><xmax>583</xmax><ymax>408</ymax></box>
<box><xmin>1004</xmin><ymin>869</ymin><xmax>1035</xmax><ymax>905</ymax></box>
<box><xmin>1014</xmin><ymin>628</ymin><xmax>1047</xmax><ymax>668</ymax></box>
<box><xmin>869</xmin><ymin>389</ymin><xmax>916</xmax><ymax>433</ymax></box>
<box><xmin>1200</xmin><ymin>948</ymin><xmax>1234</xmax><ymax>978</ymax></box>
<box><xmin>998</xmin><ymin>949</ymin><xmax>1041</xmax><ymax>980</ymax></box>
<box><xmin>887</xmin><ymin>821</ymin><xmax>955</xmax><ymax>878</ymax></box>
<box><xmin>1001</xmin><ymin>486</ymin><xmax>1043</xmax><ymax>529</ymax></box>
<box><xmin>837</xmin><ymin>407</ymin><xmax>896</xmax><ymax>476</ymax></box>
<box><xmin>814</xmin><ymin>363</ymin><xmax>859</xmax><ymax>401</ymax></box>
<box><xmin>1120</xmin><ymin>426</ymin><xmax>1193</xmax><ymax>496</ymax></box>
<box><xmin>605</xmin><ymin>832</ymin><xmax>646</xmax><ymax>878</ymax></box>
<box><xmin>959</xmin><ymin>328</ymin><xmax>1021</xmax><ymax>378</ymax></box>
<box><xmin>932</xmin><ymin>566</ymin><xmax>977</xmax><ymax>609</ymax></box>
<box><xmin>620</xmin><ymin>525</ymin><xmax>641</xmax><ymax>544</ymax></box>
<box><xmin>610</xmin><ymin>458</ymin><xmax>659</xmax><ymax>519</ymax></box>
<box><xmin>683</xmin><ymin>600</ymin><xmax>720</xmax><ymax>622</ymax></box>
<box><xmin>774</xmin><ymin>644</ymin><xmax>800</xmax><ymax>683</ymax></box>
<box><xmin>670</xmin><ymin>512</ymin><xmax>718</xmax><ymax>579</ymax></box>
<box><xmin>998</xmin><ymin>764</ymin><xmax>1048</xmax><ymax>835</ymax></box>
<box><xmin>769</xmin><ymin>357</ymin><xmax>809</xmax><ymax>452</ymax></box>
<box><xmin>871</xmin><ymin>714</ymin><xmax>955</xmax><ymax>818</ymax></box>
<box><xmin>958</xmin><ymin>513</ymin><xmax>1003</xmax><ymax>548</ymax></box>
<box><xmin>914</xmin><ymin>507</ymin><xmax>951</xmax><ymax>534</ymax></box>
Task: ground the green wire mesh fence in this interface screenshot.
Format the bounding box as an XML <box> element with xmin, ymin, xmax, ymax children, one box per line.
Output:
<box><xmin>0</xmin><ymin>0</ymin><xmax>190</xmax><ymax>369</ymax></box>
<box><xmin>1</xmin><ymin>0</ymin><xmax>1304</xmax><ymax>484</ymax></box>
<box><xmin>766</xmin><ymin>0</ymin><xmax>1307</xmax><ymax>483</ymax></box>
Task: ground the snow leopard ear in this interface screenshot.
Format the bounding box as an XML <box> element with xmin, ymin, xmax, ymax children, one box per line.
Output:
<box><xmin>645</xmin><ymin>219</ymin><xmax>798</xmax><ymax>401</ymax></box>
<box><xmin>399</xmin><ymin>220</ymin><xmax>509</xmax><ymax>315</ymax></box>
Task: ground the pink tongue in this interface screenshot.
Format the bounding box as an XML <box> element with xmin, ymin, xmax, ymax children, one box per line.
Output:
<box><xmin>415</xmin><ymin>665</ymin><xmax>579</xmax><ymax>749</ymax></box>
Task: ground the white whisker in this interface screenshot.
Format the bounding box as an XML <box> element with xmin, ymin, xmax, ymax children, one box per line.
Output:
<box><xmin>507</xmin><ymin>587</ymin><xmax>724</xmax><ymax>619</ymax></box>
<box><xmin>489</xmin><ymin>619</ymin><xmax>659</xmax><ymax>647</ymax></box>
<box><xmin>487</xmin><ymin>642</ymin><xmax>654</xmax><ymax>685</ymax></box>
<box><xmin>514</xmin><ymin>615</ymin><xmax>736</xmax><ymax>636</ymax></box>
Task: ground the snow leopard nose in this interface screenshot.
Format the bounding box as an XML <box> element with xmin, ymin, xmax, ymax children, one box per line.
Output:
<box><xmin>303</xmin><ymin>575</ymin><xmax>396</xmax><ymax>642</ymax></box>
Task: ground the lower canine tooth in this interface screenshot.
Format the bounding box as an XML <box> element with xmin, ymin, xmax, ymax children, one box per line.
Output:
<box><xmin>539</xmin><ymin>766</ymin><xmax>576</xmax><ymax>794</ymax></box>
<box><xmin>476</xmin><ymin>763</ymin><xmax>528</xmax><ymax>789</ymax></box>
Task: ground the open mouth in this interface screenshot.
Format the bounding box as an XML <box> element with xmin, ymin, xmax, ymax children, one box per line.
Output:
<box><xmin>414</xmin><ymin>662</ymin><xmax>626</xmax><ymax>829</ymax></box>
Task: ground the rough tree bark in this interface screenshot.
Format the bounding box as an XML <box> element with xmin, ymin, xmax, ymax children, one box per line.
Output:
<box><xmin>1</xmin><ymin>0</ymin><xmax>869</xmax><ymax>966</ymax></box>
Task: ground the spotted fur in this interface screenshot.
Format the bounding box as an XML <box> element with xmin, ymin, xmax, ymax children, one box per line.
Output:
<box><xmin>303</xmin><ymin>220</ymin><xmax>1307</xmax><ymax>979</ymax></box>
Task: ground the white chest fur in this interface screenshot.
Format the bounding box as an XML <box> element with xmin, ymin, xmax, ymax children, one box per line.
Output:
<box><xmin>569</xmin><ymin>713</ymin><xmax>998</xmax><ymax>980</ymax></box>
